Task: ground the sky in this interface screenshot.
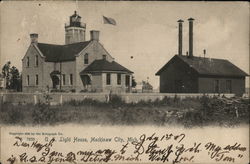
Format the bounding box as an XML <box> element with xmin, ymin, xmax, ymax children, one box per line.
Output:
<box><xmin>0</xmin><ymin>1</ymin><xmax>249</xmax><ymax>89</ymax></box>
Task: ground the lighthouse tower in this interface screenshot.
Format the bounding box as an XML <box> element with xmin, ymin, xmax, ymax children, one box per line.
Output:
<box><xmin>65</xmin><ymin>11</ymin><xmax>86</xmax><ymax>44</ymax></box>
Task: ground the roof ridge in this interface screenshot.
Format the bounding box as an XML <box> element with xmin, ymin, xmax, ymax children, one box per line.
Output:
<box><xmin>38</xmin><ymin>42</ymin><xmax>63</xmax><ymax>46</ymax></box>
<box><xmin>80</xmin><ymin>59</ymin><xmax>133</xmax><ymax>74</ymax></box>
<box><xmin>64</xmin><ymin>40</ymin><xmax>91</xmax><ymax>46</ymax></box>
<box><xmin>37</xmin><ymin>41</ymin><xmax>92</xmax><ymax>62</ymax></box>
<box><xmin>178</xmin><ymin>54</ymin><xmax>229</xmax><ymax>61</ymax></box>
<box><xmin>38</xmin><ymin>40</ymin><xmax>91</xmax><ymax>47</ymax></box>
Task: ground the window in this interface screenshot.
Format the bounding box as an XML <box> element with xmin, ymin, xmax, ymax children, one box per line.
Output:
<box><xmin>70</xmin><ymin>74</ymin><xmax>73</xmax><ymax>85</ymax></box>
<box><xmin>106</xmin><ymin>73</ymin><xmax>111</xmax><ymax>85</ymax></box>
<box><xmin>103</xmin><ymin>55</ymin><xmax>107</xmax><ymax>60</ymax></box>
<box><xmin>27</xmin><ymin>57</ymin><xmax>30</xmax><ymax>67</ymax></box>
<box><xmin>226</xmin><ymin>80</ymin><xmax>232</xmax><ymax>93</ymax></box>
<box><xmin>214</xmin><ymin>80</ymin><xmax>220</xmax><ymax>93</ymax></box>
<box><xmin>35</xmin><ymin>74</ymin><xmax>38</xmax><ymax>85</ymax></box>
<box><xmin>62</xmin><ymin>74</ymin><xmax>66</xmax><ymax>85</ymax></box>
<box><xmin>125</xmin><ymin>75</ymin><xmax>130</xmax><ymax>86</ymax></box>
<box><xmin>117</xmin><ymin>74</ymin><xmax>121</xmax><ymax>85</ymax></box>
<box><xmin>27</xmin><ymin>75</ymin><xmax>29</xmax><ymax>86</ymax></box>
<box><xmin>84</xmin><ymin>53</ymin><xmax>88</xmax><ymax>64</ymax></box>
<box><xmin>35</xmin><ymin>55</ymin><xmax>38</xmax><ymax>66</ymax></box>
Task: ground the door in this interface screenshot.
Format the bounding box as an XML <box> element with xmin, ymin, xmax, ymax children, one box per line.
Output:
<box><xmin>214</xmin><ymin>80</ymin><xmax>219</xmax><ymax>93</ymax></box>
<box><xmin>51</xmin><ymin>75</ymin><xmax>59</xmax><ymax>89</ymax></box>
<box><xmin>226</xmin><ymin>80</ymin><xmax>232</xmax><ymax>93</ymax></box>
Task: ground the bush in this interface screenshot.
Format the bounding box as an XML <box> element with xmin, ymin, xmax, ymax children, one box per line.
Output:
<box><xmin>50</xmin><ymin>89</ymin><xmax>66</xmax><ymax>92</ymax></box>
<box><xmin>160</xmin><ymin>96</ymin><xmax>171</xmax><ymax>105</ymax></box>
<box><xmin>90</xmin><ymin>89</ymin><xmax>97</xmax><ymax>93</ymax></box>
<box><xmin>8</xmin><ymin>106</ymin><xmax>25</xmax><ymax>124</ymax></box>
<box><xmin>32</xmin><ymin>103</ymin><xmax>57</xmax><ymax>125</ymax></box>
<box><xmin>136</xmin><ymin>99</ymin><xmax>151</xmax><ymax>107</ymax></box>
<box><xmin>109</xmin><ymin>94</ymin><xmax>125</xmax><ymax>107</ymax></box>
<box><xmin>66</xmin><ymin>98</ymin><xmax>100</xmax><ymax>106</ymax></box>
<box><xmin>80</xmin><ymin>89</ymin><xmax>88</xmax><ymax>93</ymax></box>
<box><xmin>200</xmin><ymin>95</ymin><xmax>213</xmax><ymax>117</ymax></box>
<box><xmin>0</xmin><ymin>94</ymin><xmax>248</xmax><ymax>126</ymax></box>
<box><xmin>43</xmin><ymin>93</ymin><xmax>53</xmax><ymax>105</ymax></box>
<box><xmin>173</xmin><ymin>94</ymin><xmax>180</xmax><ymax>103</ymax></box>
<box><xmin>181</xmin><ymin>110</ymin><xmax>203</xmax><ymax>127</ymax></box>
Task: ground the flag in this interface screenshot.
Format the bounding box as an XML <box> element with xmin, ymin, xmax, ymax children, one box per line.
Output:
<box><xmin>103</xmin><ymin>16</ymin><xmax>116</xmax><ymax>25</ymax></box>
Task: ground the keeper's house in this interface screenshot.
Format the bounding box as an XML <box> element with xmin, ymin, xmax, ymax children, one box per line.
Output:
<box><xmin>156</xmin><ymin>18</ymin><xmax>248</xmax><ymax>95</ymax></box>
<box><xmin>22</xmin><ymin>11</ymin><xmax>133</xmax><ymax>93</ymax></box>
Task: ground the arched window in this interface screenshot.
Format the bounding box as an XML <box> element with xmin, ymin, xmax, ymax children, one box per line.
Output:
<box><xmin>84</xmin><ymin>53</ymin><xmax>88</xmax><ymax>64</ymax></box>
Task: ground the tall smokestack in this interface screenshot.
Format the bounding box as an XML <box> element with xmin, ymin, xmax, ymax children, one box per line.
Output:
<box><xmin>188</xmin><ymin>18</ymin><xmax>194</xmax><ymax>57</ymax></box>
<box><xmin>177</xmin><ymin>19</ymin><xmax>184</xmax><ymax>55</ymax></box>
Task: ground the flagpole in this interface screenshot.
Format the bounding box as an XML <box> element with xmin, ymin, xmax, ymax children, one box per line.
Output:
<box><xmin>76</xmin><ymin>0</ymin><xmax>78</xmax><ymax>12</ymax></box>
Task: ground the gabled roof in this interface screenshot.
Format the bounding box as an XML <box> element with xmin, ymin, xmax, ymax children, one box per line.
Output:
<box><xmin>156</xmin><ymin>55</ymin><xmax>248</xmax><ymax>77</ymax></box>
<box><xmin>80</xmin><ymin>59</ymin><xmax>133</xmax><ymax>74</ymax></box>
<box><xmin>37</xmin><ymin>41</ymin><xmax>91</xmax><ymax>62</ymax></box>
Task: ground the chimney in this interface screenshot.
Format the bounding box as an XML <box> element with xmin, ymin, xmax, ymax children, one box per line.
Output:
<box><xmin>30</xmin><ymin>33</ymin><xmax>38</xmax><ymax>44</ymax></box>
<box><xmin>188</xmin><ymin>18</ymin><xmax>194</xmax><ymax>57</ymax></box>
<box><xmin>203</xmin><ymin>49</ymin><xmax>206</xmax><ymax>58</ymax></box>
<box><xmin>90</xmin><ymin>30</ymin><xmax>99</xmax><ymax>41</ymax></box>
<box><xmin>177</xmin><ymin>19</ymin><xmax>184</xmax><ymax>55</ymax></box>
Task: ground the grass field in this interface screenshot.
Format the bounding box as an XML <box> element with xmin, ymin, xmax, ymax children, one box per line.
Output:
<box><xmin>0</xmin><ymin>95</ymin><xmax>249</xmax><ymax>127</ymax></box>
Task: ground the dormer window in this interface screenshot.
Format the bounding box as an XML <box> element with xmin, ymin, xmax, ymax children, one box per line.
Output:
<box><xmin>84</xmin><ymin>53</ymin><xmax>89</xmax><ymax>64</ymax></box>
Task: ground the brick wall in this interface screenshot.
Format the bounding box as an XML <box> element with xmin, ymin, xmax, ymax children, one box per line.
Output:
<box><xmin>75</xmin><ymin>40</ymin><xmax>114</xmax><ymax>91</ymax></box>
<box><xmin>22</xmin><ymin>44</ymin><xmax>44</xmax><ymax>92</ymax></box>
<box><xmin>102</xmin><ymin>73</ymin><xmax>131</xmax><ymax>93</ymax></box>
<box><xmin>43</xmin><ymin>61</ymin><xmax>76</xmax><ymax>91</ymax></box>
<box><xmin>22</xmin><ymin>40</ymin><xmax>132</xmax><ymax>93</ymax></box>
<box><xmin>91</xmin><ymin>73</ymin><xmax>103</xmax><ymax>92</ymax></box>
